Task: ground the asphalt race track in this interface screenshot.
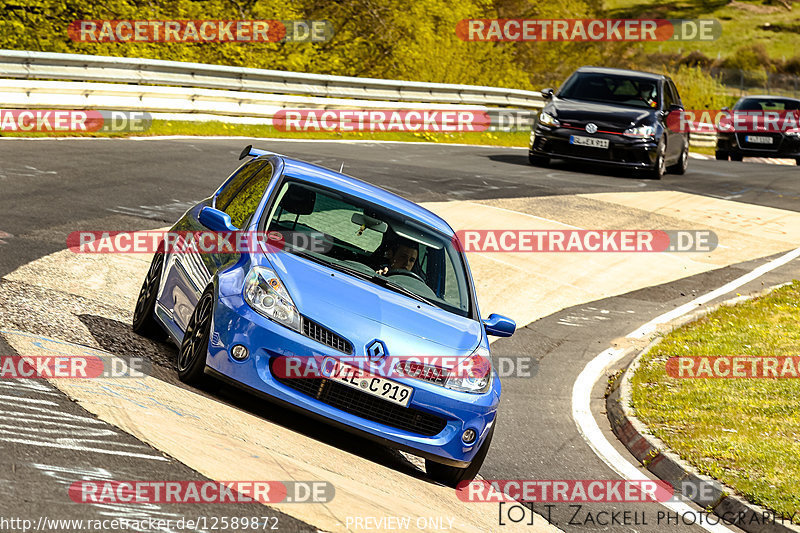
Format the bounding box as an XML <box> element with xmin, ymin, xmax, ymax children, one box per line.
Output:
<box><xmin>1</xmin><ymin>137</ymin><xmax>799</xmax><ymax>532</ymax></box>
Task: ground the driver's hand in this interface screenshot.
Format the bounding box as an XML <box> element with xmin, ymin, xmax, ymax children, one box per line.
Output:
<box><xmin>376</xmin><ymin>267</ymin><xmax>388</xmax><ymax>275</ymax></box>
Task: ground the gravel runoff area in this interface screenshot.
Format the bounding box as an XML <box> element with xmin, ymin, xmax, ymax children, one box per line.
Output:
<box><xmin>0</xmin><ymin>278</ymin><xmax>178</xmax><ymax>379</ymax></box>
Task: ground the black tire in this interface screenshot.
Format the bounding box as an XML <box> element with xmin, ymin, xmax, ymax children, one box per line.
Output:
<box><xmin>132</xmin><ymin>251</ymin><xmax>165</xmax><ymax>339</ymax></box>
<box><xmin>645</xmin><ymin>138</ymin><xmax>666</xmax><ymax>180</ymax></box>
<box><xmin>528</xmin><ymin>153</ymin><xmax>549</xmax><ymax>166</ymax></box>
<box><xmin>425</xmin><ymin>423</ymin><xmax>495</xmax><ymax>488</ymax></box>
<box><xmin>667</xmin><ymin>141</ymin><xmax>689</xmax><ymax>175</ymax></box>
<box><xmin>730</xmin><ymin>152</ymin><xmax>743</xmax><ymax>162</ymax></box>
<box><xmin>715</xmin><ymin>150</ymin><xmax>729</xmax><ymax>161</ymax></box>
<box><xmin>177</xmin><ymin>287</ymin><xmax>215</xmax><ymax>386</ymax></box>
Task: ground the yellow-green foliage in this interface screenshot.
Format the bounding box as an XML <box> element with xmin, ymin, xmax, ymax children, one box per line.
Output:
<box><xmin>0</xmin><ymin>1</ymin><xmax>751</xmax><ymax>108</ymax></box>
<box><xmin>0</xmin><ymin>0</ymin><xmax>616</xmax><ymax>90</ymax></box>
<box><xmin>668</xmin><ymin>65</ymin><xmax>737</xmax><ymax>110</ymax></box>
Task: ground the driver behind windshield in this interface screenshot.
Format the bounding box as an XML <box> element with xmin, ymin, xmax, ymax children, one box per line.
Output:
<box><xmin>639</xmin><ymin>82</ymin><xmax>658</xmax><ymax>108</ymax></box>
<box><xmin>376</xmin><ymin>240</ymin><xmax>418</xmax><ymax>275</ymax></box>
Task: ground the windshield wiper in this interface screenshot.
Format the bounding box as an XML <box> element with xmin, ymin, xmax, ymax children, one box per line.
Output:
<box><xmin>291</xmin><ymin>250</ymin><xmax>439</xmax><ymax>308</ymax></box>
<box><xmin>370</xmin><ymin>276</ymin><xmax>439</xmax><ymax>308</ymax></box>
<box><xmin>291</xmin><ymin>249</ymin><xmax>372</xmax><ymax>279</ymax></box>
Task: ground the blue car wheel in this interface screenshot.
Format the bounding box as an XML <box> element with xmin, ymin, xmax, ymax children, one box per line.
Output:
<box><xmin>132</xmin><ymin>251</ymin><xmax>164</xmax><ymax>339</ymax></box>
<box><xmin>178</xmin><ymin>287</ymin><xmax>214</xmax><ymax>386</ymax></box>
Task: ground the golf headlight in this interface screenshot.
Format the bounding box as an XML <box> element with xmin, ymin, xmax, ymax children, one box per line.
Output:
<box><xmin>243</xmin><ymin>267</ymin><xmax>301</xmax><ymax>332</ymax></box>
<box><xmin>623</xmin><ymin>125</ymin><xmax>656</xmax><ymax>138</ymax></box>
<box><xmin>445</xmin><ymin>346</ymin><xmax>493</xmax><ymax>394</ymax></box>
<box><xmin>538</xmin><ymin>112</ymin><xmax>560</xmax><ymax>127</ymax></box>
<box><xmin>786</xmin><ymin>129</ymin><xmax>800</xmax><ymax>138</ymax></box>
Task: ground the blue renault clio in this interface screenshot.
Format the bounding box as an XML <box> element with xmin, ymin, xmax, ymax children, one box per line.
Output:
<box><xmin>132</xmin><ymin>146</ymin><xmax>516</xmax><ymax>486</ymax></box>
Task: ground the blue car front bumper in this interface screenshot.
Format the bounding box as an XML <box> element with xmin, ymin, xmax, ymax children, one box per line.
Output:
<box><xmin>204</xmin><ymin>292</ymin><xmax>500</xmax><ymax>467</ymax></box>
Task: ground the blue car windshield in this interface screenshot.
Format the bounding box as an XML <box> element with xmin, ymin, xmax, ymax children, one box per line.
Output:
<box><xmin>265</xmin><ymin>179</ymin><xmax>472</xmax><ymax>318</ymax></box>
<box><xmin>558</xmin><ymin>73</ymin><xmax>660</xmax><ymax>109</ymax></box>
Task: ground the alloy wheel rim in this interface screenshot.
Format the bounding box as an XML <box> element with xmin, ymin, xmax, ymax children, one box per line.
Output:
<box><xmin>134</xmin><ymin>253</ymin><xmax>162</xmax><ymax>322</ymax></box>
<box><xmin>179</xmin><ymin>294</ymin><xmax>212</xmax><ymax>371</ymax></box>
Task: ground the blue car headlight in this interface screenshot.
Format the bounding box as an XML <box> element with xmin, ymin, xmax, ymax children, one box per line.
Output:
<box><xmin>445</xmin><ymin>346</ymin><xmax>493</xmax><ymax>394</ymax></box>
<box><xmin>392</xmin><ymin>346</ymin><xmax>493</xmax><ymax>394</ymax></box>
<box><xmin>243</xmin><ymin>266</ymin><xmax>301</xmax><ymax>332</ymax></box>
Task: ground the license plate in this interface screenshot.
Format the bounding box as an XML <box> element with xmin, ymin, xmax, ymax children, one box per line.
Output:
<box><xmin>745</xmin><ymin>135</ymin><xmax>773</xmax><ymax>144</ymax></box>
<box><xmin>570</xmin><ymin>135</ymin><xmax>609</xmax><ymax>149</ymax></box>
<box><xmin>322</xmin><ymin>357</ymin><xmax>412</xmax><ymax>407</ymax></box>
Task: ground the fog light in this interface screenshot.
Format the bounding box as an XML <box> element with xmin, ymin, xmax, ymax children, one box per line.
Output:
<box><xmin>462</xmin><ymin>428</ymin><xmax>477</xmax><ymax>445</ymax></box>
<box><xmin>231</xmin><ymin>345</ymin><xmax>249</xmax><ymax>361</ymax></box>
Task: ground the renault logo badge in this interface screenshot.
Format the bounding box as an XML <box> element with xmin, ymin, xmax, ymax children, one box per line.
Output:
<box><xmin>367</xmin><ymin>340</ymin><xmax>387</xmax><ymax>361</ymax></box>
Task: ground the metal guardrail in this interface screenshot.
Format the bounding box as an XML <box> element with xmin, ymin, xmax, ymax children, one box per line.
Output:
<box><xmin>0</xmin><ymin>49</ymin><xmax>716</xmax><ymax>145</ymax></box>
<box><xmin>0</xmin><ymin>49</ymin><xmax>544</xmax><ymax>109</ymax></box>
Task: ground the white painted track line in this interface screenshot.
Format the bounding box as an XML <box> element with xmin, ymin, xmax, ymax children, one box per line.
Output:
<box><xmin>572</xmin><ymin>246</ymin><xmax>800</xmax><ymax>533</ymax></box>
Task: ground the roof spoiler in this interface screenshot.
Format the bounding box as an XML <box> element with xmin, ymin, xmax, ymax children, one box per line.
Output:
<box><xmin>239</xmin><ymin>145</ymin><xmax>279</xmax><ymax>160</ymax></box>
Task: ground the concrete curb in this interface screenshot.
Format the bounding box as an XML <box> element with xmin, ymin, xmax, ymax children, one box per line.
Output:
<box><xmin>606</xmin><ymin>283</ymin><xmax>800</xmax><ymax>533</ymax></box>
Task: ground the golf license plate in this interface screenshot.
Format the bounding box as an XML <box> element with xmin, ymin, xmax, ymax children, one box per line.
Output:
<box><xmin>322</xmin><ymin>357</ymin><xmax>412</xmax><ymax>407</ymax></box>
<box><xmin>570</xmin><ymin>135</ymin><xmax>609</xmax><ymax>149</ymax></box>
<box><xmin>745</xmin><ymin>135</ymin><xmax>773</xmax><ymax>144</ymax></box>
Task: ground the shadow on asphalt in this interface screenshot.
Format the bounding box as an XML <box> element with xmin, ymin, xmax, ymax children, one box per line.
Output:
<box><xmin>487</xmin><ymin>153</ymin><xmax>657</xmax><ymax>181</ymax></box>
<box><xmin>486</xmin><ymin>153</ymin><xmax>530</xmax><ymax>166</ymax></box>
<box><xmin>79</xmin><ymin>313</ymin><xmax>432</xmax><ymax>483</ymax></box>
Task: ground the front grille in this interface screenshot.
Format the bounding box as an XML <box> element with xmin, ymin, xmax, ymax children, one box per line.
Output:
<box><xmin>301</xmin><ymin>317</ymin><xmax>352</xmax><ymax>354</ymax></box>
<box><xmin>395</xmin><ymin>359</ymin><xmax>447</xmax><ymax>386</ymax></box>
<box><xmin>271</xmin><ymin>361</ymin><xmax>447</xmax><ymax>437</ymax></box>
<box><xmin>561</xmin><ymin>122</ymin><xmax>626</xmax><ymax>135</ymax></box>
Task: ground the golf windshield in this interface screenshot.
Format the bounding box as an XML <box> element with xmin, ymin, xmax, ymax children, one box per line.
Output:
<box><xmin>735</xmin><ymin>98</ymin><xmax>800</xmax><ymax>111</ymax></box>
<box><xmin>265</xmin><ymin>179</ymin><xmax>472</xmax><ymax>318</ymax></box>
<box><xmin>558</xmin><ymin>72</ymin><xmax>660</xmax><ymax>109</ymax></box>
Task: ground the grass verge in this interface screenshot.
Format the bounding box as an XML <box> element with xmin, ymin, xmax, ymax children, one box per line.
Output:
<box><xmin>630</xmin><ymin>281</ymin><xmax>800</xmax><ymax>521</ymax></box>
<box><xmin>0</xmin><ymin>120</ymin><xmax>531</xmax><ymax>147</ymax></box>
<box><xmin>605</xmin><ymin>0</ymin><xmax>800</xmax><ymax>63</ymax></box>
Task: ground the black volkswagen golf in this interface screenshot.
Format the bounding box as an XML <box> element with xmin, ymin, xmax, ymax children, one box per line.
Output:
<box><xmin>528</xmin><ymin>66</ymin><xmax>689</xmax><ymax>179</ymax></box>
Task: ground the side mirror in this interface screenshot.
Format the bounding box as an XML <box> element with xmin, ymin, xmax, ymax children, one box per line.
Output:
<box><xmin>721</xmin><ymin>106</ymin><xmax>730</xmax><ymax>112</ymax></box>
<box><xmin>483</xmin><ymin>314</ymin><xmax>516</xmax><ymax>337</ymax></box>
<box><xmin>199</xmin><ymin>206</ymin><xmax>237</xmax><ymax>232</ymax></box>
<box><xmin>541</xmin><ymin>88</ymin><xmax>554</xmax><ymax>99</ymax></box>
<box><xmin>668</xmin><ymin>104</ymin><xmax>683</xmax><ymax>112</ymax></box>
